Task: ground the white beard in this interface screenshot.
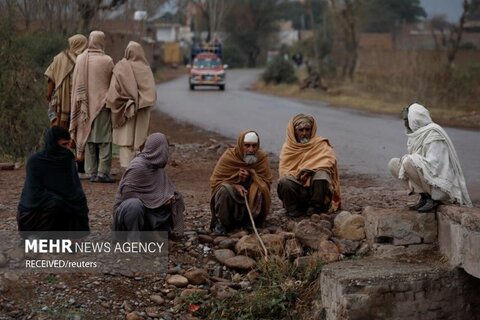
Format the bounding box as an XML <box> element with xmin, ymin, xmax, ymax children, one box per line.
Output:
<box><xmin>300</xmin><ymin>137</ymin><xmax>310</xmax><ymax>144</ymax></box>
<box><xmin>243</xmin><ymin>154</ymin><xmax>258</xmax><ymax>165</ymax></box>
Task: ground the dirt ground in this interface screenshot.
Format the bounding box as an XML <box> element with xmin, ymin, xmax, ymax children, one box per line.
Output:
<box><xmin>0</xmin><ymin>107</ymin><xmax>476</xmax><ymax>319</ymax></box>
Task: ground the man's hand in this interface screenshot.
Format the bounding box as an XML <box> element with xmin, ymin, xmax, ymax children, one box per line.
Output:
<box><xmin>299</xmin><ymin>169</ymin><xmax>313</xmax><ymax>187</ymax></box>
<box><xmin>234</xmin><ymin>184</ymin><xmax>248</xmax><ymax>197</ymax></box>
<box><xmin>238</xmin><ymin>168</ymin><xmax>250</xmax><ymax>183</ymax></box>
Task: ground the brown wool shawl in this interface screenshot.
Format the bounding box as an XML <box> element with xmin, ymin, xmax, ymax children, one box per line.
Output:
<box><xmin>70</xmin><ymin>31</ymin><xmax>111</xmax><ymax>158</ymax></box>
<box><xmin>279</xmin><ymin>114</ymin><xmax>341</xmax><ymax>210</ymax></box>
<box><xmin>107</xmin><ymin>41</ymin><xmax>156</xmax><ymax>129</ymax></box>
<box><xmin>44</xmin><ymin>34</ymin><xmax>87</xmax><ymax>125</ymax></box>
<box><xmin>210</xmin><ymin>130</ymin><xmax>273</xmax><ymax>215</ymax></box>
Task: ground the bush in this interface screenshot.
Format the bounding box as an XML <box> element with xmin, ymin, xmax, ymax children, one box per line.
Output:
<box><xmin>0</xmin><ymin>10</ymin><xmax>48</xmax><ymax>161</ymax></box>
<box><xmin>262</xmin><ymin>56</ymin><xmax>297</xmax><ymax>84</ymax></box>
<box><xmin>17</xmin><ymin>31</ymin><xmax>67</xmax><ymax>73</ymax></box>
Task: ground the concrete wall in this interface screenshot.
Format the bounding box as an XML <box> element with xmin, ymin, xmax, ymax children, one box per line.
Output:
<box><xmin>321</xmin><ymin>260</ymin><xmax>480</xmax><ymax>320</ymax></box>
<box><xmin>438</xmin><ymin>205</ymin><xmax>480</xmax><ymax>279</ymax></box>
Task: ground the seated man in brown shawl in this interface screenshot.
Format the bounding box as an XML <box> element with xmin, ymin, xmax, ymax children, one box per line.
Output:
<box><xmin>278</xmin><ymin>114</ymin><xmax>341</xmax><ymax>217</ymax></box>
<box><xmin>113</xmin><ymin>133</ymin><xmax>185</xmax><ymax>241</ymax></box>
<box><xmin>210</xmin><ymin>130</ymin><xmax>272</xmax><ymax>235</ymax></box>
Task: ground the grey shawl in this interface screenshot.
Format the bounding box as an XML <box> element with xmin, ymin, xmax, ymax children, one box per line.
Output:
<box><xmin>114</xmin><ymin>133</ymin><xmax>185</xmax><ymax>235</ymax></box>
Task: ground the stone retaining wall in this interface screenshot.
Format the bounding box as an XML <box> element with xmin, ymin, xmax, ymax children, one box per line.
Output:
<box><xmin>320</xmin><ymin>260</ymin><xmax>479</xmax><ymax>320</ymax></box>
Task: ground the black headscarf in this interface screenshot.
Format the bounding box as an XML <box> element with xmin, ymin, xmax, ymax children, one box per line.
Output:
<box><xmin>17</xmin><ymin>126</ymin><xmax>89</xmax><ymax>228</ymax></box>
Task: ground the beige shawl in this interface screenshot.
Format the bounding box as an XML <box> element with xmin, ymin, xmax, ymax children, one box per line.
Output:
<box><xmin>210</xmin><ymin>130</ymin><xmax>273</xmax><ymax>217</ymax></box>
<box><xmin>279</xmin><ymin>114</ymin><xmax>341</xmax><ymax>210</ymax></box>
<box><xmin>107</xmin><ymin>41</ymin><xmax>156</xmax><ymax>129</ymax></box>
<box><xmin>44</xmin><ymin>34</ymin><xmax>87</xmax><ymax>127</ymax></box>
<box><xmin>70</xmin><ymin>31</ymin><xmax>112</xmax><ymax>158</ymax></box>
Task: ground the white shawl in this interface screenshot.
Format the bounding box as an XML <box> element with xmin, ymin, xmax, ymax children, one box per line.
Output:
<box><xmin>399</xmin><ymin>103</ymin><xmax>472</xmax><ymax>207</ymax></box>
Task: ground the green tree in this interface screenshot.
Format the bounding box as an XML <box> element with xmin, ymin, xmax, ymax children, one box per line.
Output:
<box><xmin>359</xmin><ymin>0</ymin><xmax>426</xmax><ymax>33</ymax></box>
<box><xmin>224</xmin><ymin>0</ymin><xmax>282</xmax><ymax>67</ymax></box>
<box><xmin>0</xmin><ymin>4</ymin><xmax>48</xmax><ymax>161</ymax></box>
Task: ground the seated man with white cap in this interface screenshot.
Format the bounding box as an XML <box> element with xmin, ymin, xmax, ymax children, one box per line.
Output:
<box><xmin>209</xmin><ymin>130</ymin><xmax>272</xmax><ymax>235</ymax></box>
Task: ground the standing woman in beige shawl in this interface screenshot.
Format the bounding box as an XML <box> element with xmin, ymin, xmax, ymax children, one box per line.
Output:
<box><xmin>107</xmin><ymin>41</ymin><xmax>156</xmax><ymax>169</ymax></box>
<box><xmin>44</xmin><ymin>34</ymin><xmax>88</xmax><ymax>129</ymax></box>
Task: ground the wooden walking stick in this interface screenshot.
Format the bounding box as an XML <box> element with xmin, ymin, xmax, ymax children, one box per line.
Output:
<box><xmin>243</xmin><ymin>193</ymin><xmax>268</xmax><ymax>261</ymax></box>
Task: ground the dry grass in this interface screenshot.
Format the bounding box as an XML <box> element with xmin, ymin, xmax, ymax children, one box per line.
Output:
<box><xmin>253</xmin><ymin>80</ymin><xmax>480</xmax><ymax>131</ymax></box>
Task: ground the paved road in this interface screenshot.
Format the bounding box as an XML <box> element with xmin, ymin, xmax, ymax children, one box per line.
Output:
<box><xmin>156</xmin><ymin>69</ymin><xmax>480</xmax><ymax>202</ymax></box>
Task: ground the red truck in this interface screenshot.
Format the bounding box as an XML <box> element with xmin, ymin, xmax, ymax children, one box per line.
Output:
<box><xmin>187</xmin><ymin>44</ymin><xmax>227</xmax><ymax>91</ymax></box>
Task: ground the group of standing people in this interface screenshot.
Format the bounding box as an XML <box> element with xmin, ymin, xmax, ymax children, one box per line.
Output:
<box><xmin>17</xmin><ymin>31</ymin><xmax>159</xmax><ymax>237</ymax></box>
<box><xmin>45</xmin><ymin>30</ymin><xmax>156</xmax><ymax>183</ymax></box>
<box><xmin>16</xmin><ymin>31</ymin><xmax>473</xmax><ymax>241</ymax></box>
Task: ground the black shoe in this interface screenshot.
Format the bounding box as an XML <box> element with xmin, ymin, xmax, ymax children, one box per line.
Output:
<box><xmin>212</xmin><ymin>222</ymin><xmax>227</xmax><ymax>236</ymax></box>
<box><xmin>306</xmin><ymin>207</ymin><xmax>318</xmax><ymax>216</ymax></box>
<box><xmin>94</xmin><ymin>174</ymin><xmax>116</xmax><ymax>183</ymax></box>
<box><xmin>408</xmin><ymin>193</ymin><xmax>428</xmax><ymax>210</ymax></box>
<box><xmin>287</xmin><ymin>210</ymin><xmax>303</xmax><ymax>218</ymax></box>
<box><xmin>417</xmin><ymin>198</ymin><xmax>440</xmax><ymax>213</ymax></box>
<box><xmin>89</xmin><ymin>174</ymin><xmax>98</xmax><ymax>182</ymax></box>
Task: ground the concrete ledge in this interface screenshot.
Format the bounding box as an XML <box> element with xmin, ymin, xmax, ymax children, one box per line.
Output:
<box><xmin>363</xmin><ymin>206</ymin><xmax>437</xmax><ymax>246</ymax></box>
<box><xmin>320</xmin><ymin>259</ymin><xmax>477</xmax><ymax>320</ymax></box>
<box><xmin>438</xmin><ymin>205</ymin><xmax>480</xmax><ymax>278</ymax></box>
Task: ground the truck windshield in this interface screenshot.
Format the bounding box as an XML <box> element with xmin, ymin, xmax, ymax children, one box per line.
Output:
<box><xmin>193</xmin><ymin>59</ymin><xmax>221</xmax><ymax>68</ymax></box>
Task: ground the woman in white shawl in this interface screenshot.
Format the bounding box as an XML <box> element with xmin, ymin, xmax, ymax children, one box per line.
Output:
<box><xmin>389</xmin><ymin>103</ymin><xmax>472</xmax><ymax>212</ymax></box>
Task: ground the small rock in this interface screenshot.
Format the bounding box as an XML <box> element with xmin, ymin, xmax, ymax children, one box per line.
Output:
<box><xmin>149</xmin><ymin>295</ymin><xmax>164</xmax><ymax>305</ymax></box>
<box><xmin>198</xmin><ymin>235</ymin><xmax>214</xmax><ymax>244</ymax></box>
<box><xmin>218</xmin><ymin>238</ymin><xmax>237</xmax><ymax>249</ymax></box>
<box><xmin>180</xmin><ymin>288</ymin><xmax>208</xmax><ymax>298</ymax></box>
<box><xmin>166</xmin><ymin>275</ymin><xmax>189</xmax><ymax>288</ymax></box>
<box><xmin>246</xmin><ymin>270</ymin><xmax>259</xmax><ymax>282</ymax></box>
<box><xmin>211</xmin><ymin>284</ymin><xmax>237</xmax><ymax>299</ymax></box>
<box><xmin>122</xmin><ymin>300</ymin><xmax>134</xmax><ymax>312</ymax></box>
<box><xmin>213</xmin><ymin>236</ymin><xmax>228</xmax><ymax>245</ymax></box>
<box><xmin>3</xmin><ymin>273</ymin><xmax>19</xmax><ymax>282</ymax></box>
<box><xmin>126</xmin><ymin>311</ymin><xmax>144</xmax><ymax>320</ymax></box>
<box><xmin>230</xmin><ymin>231</ymin><xmax>248</xmax><ymax>239</ymax></box>
<box><xmin>145</xmin><ymin>307</ymin><xmax>160</xmax><ymax>318</ymax></box>
<box><xmin>214</xmin><ymin>249</ymin><xmax>236</xmax><ymax>264</ymax></box>
<box><xmin>184</xmin><ymin>268</ymin><xmax>209</xmax><ymax>285</ymax></box>
<box><xmin>223</xmin><ymin>255</ymin><xmax>256</xmax><ymax>270</ymax></box>
<box><xmin>232</xmin><ymin>273</ymin><xmax>242</xmax><ymax>283</ymax></box>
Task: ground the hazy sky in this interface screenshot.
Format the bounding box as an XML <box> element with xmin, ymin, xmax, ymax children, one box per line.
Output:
<box><xmin>420</xmin><ymin>0</ymin><xmax>463</xmax><ymax>22</ymax></box>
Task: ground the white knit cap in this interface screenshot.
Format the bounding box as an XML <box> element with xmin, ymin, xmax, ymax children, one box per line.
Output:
<box><xmin>244</xmin><ymin>131</ymin><xmax>259</xmax><ymax>143</ymax></box>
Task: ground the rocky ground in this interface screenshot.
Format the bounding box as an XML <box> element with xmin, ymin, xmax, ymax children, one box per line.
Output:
<box><xmin>0</xmin><ymin>109</ymin><xmax>476</xmax><ymax>320</ymax></box>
